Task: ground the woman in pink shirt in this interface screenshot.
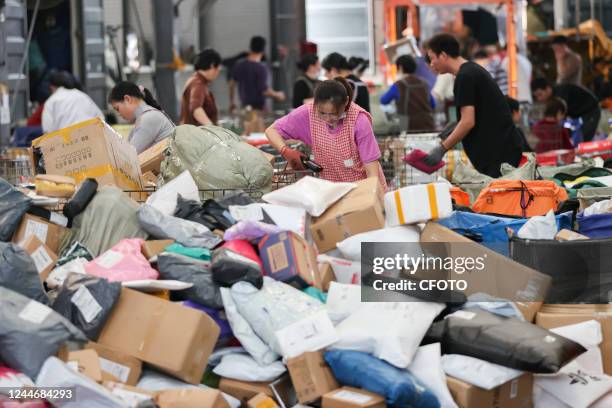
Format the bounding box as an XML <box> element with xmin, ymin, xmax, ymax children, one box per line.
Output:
<box><xmin>265</xmin><ymin>78</ymin><xmax>387</xmax><ymax>190</ymax></box>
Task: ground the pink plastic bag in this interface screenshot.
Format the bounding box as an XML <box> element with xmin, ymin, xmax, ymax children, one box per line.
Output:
<box><xmin>85</xmin><ymin>238</ymin><xmax>159</xmax><ymax>282</ymax></box>
<box><xmin>403</xmin><ymin>149</ymin><xmax>445</xmax><ymax>174</ymax></box>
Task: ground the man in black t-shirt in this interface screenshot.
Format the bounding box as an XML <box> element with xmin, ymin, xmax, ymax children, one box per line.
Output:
<box><xmin>531</xmin><ymin>78</ymin><xmax>601</xmax><ymax>142</ymax></box>
<box><xmin>423</xmin><ymin>34</ymin><xmax>521</xmax><ymax>177</ymax></box>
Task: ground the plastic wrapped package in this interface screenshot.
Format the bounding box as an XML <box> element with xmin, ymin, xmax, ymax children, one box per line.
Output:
<box><xmin>0</xmin><ymin>178</ymin><xmax>31</xmax><ymax>241</ymax></box>
<box><xmin>56</xmin><ymin>242</ymin><xmax>93</xmax><ymax>266</ymax></box>
<box><xmin>425</xmin><ymin>308</ymin><xmax>586</xmax><ymax>373</ymax></box>
<box><xmin>147</xmin><ymin>170</ymin><xmax>200</xmax><ymax>216</ymax></box>
<box><xmin>325</xmin><ymin>282</ymin><xmax>362</xmax><ymax>324</ymax></box>
<box><xmin>324</xmin><ymin>350</ymin><xmax>440</xmax><ymax>408</ymax></box>
<box><xmin>60</xmin><ymin>186</ymin><xmax>148</xmax><ymax>257</ymax></box>
<box><xmin>408</xmin><ymin>344</ymin><xmax>458</xmax><ymax>408</ymax></box>
<box><xmin>62</xmin><ymin>178</ymin><xmax>98</xmax><ymax>221</ymax></box>
<box><xmin>230</xmin><ymin>277</ymin><xmax>327</xmax><ymax>356</ymax></box>
<box><xmin>223</xmin><ymin>220</ymin><xmax>284</xmax><ymax>242</ymax></box>
<box><xmin>51</xmin><ymin>273</ymin><xmax>121</xmax><ymax>340</ymax></box>
<box><xmin>174</xmin><ymin>195</ymin><xmax>235</xmax><ymax>231</ymax></box>
<box><xmin>46</xmin><ymin>257</ymin><xmax>89</xmax><ymax>289</ymax></box>
<box><xmin>212</xmin><ymin>353</ymin><xmax>286</xmax><ymax>382</ymax></box>
<box><xmin>160</xmin><ymin>125</ymin><xmax>273</xmax><ymax>195</ymax></box>
<box><xmin>220</xmin><ymin>288</ymin><xmax>279</xmax><ymax>366</ymax></box>
<box><xmin>164</xmin><ymin>243</ymin><xmax>211</xmax><ymax>262</ymax></box>
<box><xmin>262</xmin><ymin>176</ymin><xmax>356</xmax><ymax>217</ymax></box>
<box><xmin>441</xmin><ymin>354</ymin><xmax>523</xmax><ymax>390</ymax></box>
<box><xmin>211</xmin><ymin>240</ymin><xmax>263</xmax><ymax>288</ymax></box>
<box><xmin>517</xmin><ymin>210</ymin><xmax>558</xmax><ymax>240</ymax></box>
<box><xmin>138</xmin><ymin>204</ymin><xmax>221</xmax><ymax>249</ymax></box>
<box><xmin>0</xmin><ymin>242</ymin><xmax>48</xmax><ymax>305</ymax></box>
<box><xmin>156</xmin><ymin>252</ymin><xmax>223</xmax><ymax>309</ymax></box>
<box><xmin>0</xmin><ymin>287</ymin><xmax>86</xmax><ymax>379</ymax></box>
<box><xmin>337</xmin><ymin>226</ymin><xmax>421</xmax><ymax>261</ymax></box>
<box><xmin>85</xmin><ymin>239</ymin><xmax>159</xmax><ymax>282</ymax></box>
<box><xmin>331</xmin><ymin>301</ymin><xmax>445</xmax><ymax>369</ymax></box>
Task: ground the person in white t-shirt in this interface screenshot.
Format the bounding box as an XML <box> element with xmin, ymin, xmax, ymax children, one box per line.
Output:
<box><xmin>42</xmin><ymin>71</ymin><xmax>104</xmax><ymax>133</ymax></box>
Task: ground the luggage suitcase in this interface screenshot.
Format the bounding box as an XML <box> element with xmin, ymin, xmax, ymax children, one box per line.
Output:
<box><xmin>472</xmin><ymin>180</ymin><xmax>568</xmax><ymax>218</ymax></box>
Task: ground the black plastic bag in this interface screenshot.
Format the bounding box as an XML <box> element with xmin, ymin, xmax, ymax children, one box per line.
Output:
<box><xmin>0</xmin><ymin>242</ymin><xmax>48</xmax><ymax>305</ymax></box>
<box><xmin>63</xmin><ymin>178</ymin><xmax>98</xmax><ymax>220</ymax></box>
<box><xmin>157</xmin><ymin>252</ymin><xmax>223</xmax><ymax>308</ymax></box>
<box><xmin>174</xmin><ymin>195</ymin><xmax>235</xmax><ymax>231</ymax></box>
<box><xmin>51</xmin><ymin>273</ymin><xmax>121</xmax><ymax>340</ymax></box>
<box><xmin>425</xmin><ymin>308</ymin><xmax>586</xmax><ymax>373</ymax></box>
<box><xmin>0</xmin><ymin>287</ymin><xmax>86</xmax><ymax>379</ymax></box>
<box><xmin>211</xmin><ymin>247</ymin><xmax>263</xmax><ymax>289</ymax></box>
<box><xmin>0</xmin><ymin>178</ymin><xmax>31</xmax><ymax>241</ymax></box>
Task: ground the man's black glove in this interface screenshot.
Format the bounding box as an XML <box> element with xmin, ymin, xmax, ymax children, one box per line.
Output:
<box><xmin>422</xmin><ymin>143</ymin><xmax>447</xmax><ymax>167</ymax></box>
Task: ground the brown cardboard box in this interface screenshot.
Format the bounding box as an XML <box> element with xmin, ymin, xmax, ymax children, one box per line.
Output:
<box><xmin>97</xmin><ymin>288</ymin><xmax>220</xmax><ymax>384</ymax></box>
<box><xmin>219</xmin><ymin>375</ymin><xmax>293</xmax><ymax>406</ymax></box>
<box><xmin>446</xmin><ymin>374</ymin><xmax>533</xmax><ymax>408</ymax></box>
<box><xmin>85</xmin><ymin>342</ymin><xmax>142</xmax><ymax>385</ymax></box>
<box><xmin>316</xmin><ymin>262</ymin><xmax>336</xmax><ymax>292</ymax></box>
<box><xmin>555</xmin><ymin>229</ymin><xmax>589</xmax><ymax>241</ymax></box>
<box><xmin>141</xmin><ymin>239</ymin><xmax>174</xmax><ymax>260</ymax></box>
<box><xmin>248</xmin><ymin>393</ymin><xmax>279</xmax><ymax>408</ymax></box>
<box><xmin>138</xmin><ymin>138</ymin><xmax>170</xmax><ymax>175</ymax></box>
<box><xmin>536</xmin><ymin>304</ymin><xmax>612</xmax><ymax>375</ymax></box>
<box><xmin>102</xmin><ymin>382</ymin><xmax>156</xmax><ymax>405</ymax></box>
<box><xmin>287</xmin><ymin>351</ymin><xmax>339</xmax><ymax>404</ymax></box>
<box><xmin>12</xmin><ymin>213</ymin><xmax>69</xmax><ymax>254</ymax></box>
<box><xmin>19</xmin><ymin>235</ymin><xmax>57</xmax><ymax>282</ymax></box>
<box><xmin>66</xmin><ymin>350</ymin><xmax>103</xmax><ymax>383</ymax></box>
<box><xmin>311</xmin><ymin>177</ymin><xmax>385</xmax><ymax>253</ymax></box>
<box><xmin>420</xmin><ymin>222</ymin><xmax>551</xmax><ymax>322</ymax></box>
<box><xmin>322</xmin><ymin>387</ymin><xmax>386</xmax><ymax>408</ymax></box>
<box><xmin>155</xmin><ymin>389</ymin><xmax>229</xmax><ymax>408</ymax></box>
<box><xmin>32</xmin><ymin>117</ymin><xmax>143</xmax><ymax>190</ymax></box>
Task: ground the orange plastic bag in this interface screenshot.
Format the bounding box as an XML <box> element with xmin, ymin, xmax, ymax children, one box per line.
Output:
<box><xmin>450</xmin><ymin>186</ymin><xmax>471</xmax><ymax>207</ymax></box>
<box><xmin>472</xmin><ymin>180</ymin><xmax>568</xmax><ymax>217</ymax></box>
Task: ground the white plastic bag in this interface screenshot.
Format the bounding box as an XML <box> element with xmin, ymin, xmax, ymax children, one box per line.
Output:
<box><xmin>213</xmin><ymin>353</ymin><xmax>286</xmax><ymax>382</ymax></box>
<box><xmin>408</xmin><ymin>344</ymin><xmax>458</xmax><ymax>408</ymax></box>
<box><xmin>517</xmin><ymin>210</ymin><xmax>558</xmax><ymax>240</ymax></box>
<box><xmin>325</xmin><ymin>282</ymin><xmax>362</xmax><ymax>324</ymax></box>
<box><xmin>331</xmin><ymin>301</ymin><xmax>445</xmax><ymax>368</ymax></box>
<box><xmin>317</xmin><ymin>254</ymin><xmax>361</xmax><ymax>284</ymax></box>
<box><xmin>36</xmin><ymin>357</ymin><xmax>127</xmax><ymax>408</ymax></box>
<box><xmin>536</xmin><ymin>370</ymin><xmax>612</xmax><ymax>408</ymax></box>
<box><xmin>220</xmin><ymin>287</ymin><xmax>279</xmax><ymax>366</ymax></box>
<box><xmin>441</xmin><ymin>354</ymin><xmax>524</xmax><ymax>390</ymax></box>
<box><xmin>337</xmin><ymin>225</ymin><xmax>421</xmax><ymax>261</ymax></box>
<box><xmin>585</xmin><ymin>198</ymin><xmax>612</xmax><ymax>217</ymax></box>
<box><xmin>550</xmin><ymin>320</ymin><xmax>603</xmax><ymax>374</ymax></box>
<box><xmin>46</xmin><ymin>257</ymin><xmax>88</xmax><ymax>289</ymax></box>
<box><xmin>262</xmin><ymin>176</ymin><xmax>356</xmax><ymax>217</ymax></box>
<box><xmin>146</xmin><ymin>170</ymin><xmax>200</xmax><ymax>216</ymax></box>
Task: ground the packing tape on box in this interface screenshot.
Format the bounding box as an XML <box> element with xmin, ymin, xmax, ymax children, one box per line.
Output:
<box><xmin>393</xmin><ymin>184</ymin><xmax>440</xmax><ymax>224</ymax></box>
<box><xmin>32</xmin><ymin>118</ymin><xmax>102</xmax><ymax>146</ymax></box>
<box><xmin>66</xmin><ymin>164</ymin><xmax>142</xmax><ymax>191</ymax></box>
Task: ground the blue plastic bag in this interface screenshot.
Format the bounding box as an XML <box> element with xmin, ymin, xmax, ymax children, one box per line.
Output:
<box><xmin>324</xmin><ymin>350</ymin><xmax>440</xmax><ymax>408</ymax></box>
<box><xmin>438</xmin><ymin>211</ymin><xmax>573</xmax><ymax>256</ymax></box>
<box><xmin>577</xmin><ymin>212</ymin><xmax>612</xmax><ymax>238</ymax></box>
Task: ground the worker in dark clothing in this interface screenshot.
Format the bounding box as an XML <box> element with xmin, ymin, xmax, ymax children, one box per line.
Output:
<box><xmin>322</xmin><ymin>52</ymin><xmax>370</xmax><ymax>112</ymax></box>
<box><xmin>531</xmin><ymin>78</ymin><xmax>601</xmax><ymax>142</ymax></box>
<box><xmin>423</xmin><ymin>33</ymin><xmax>522</xmax><ymax>177</ymax></box>
<box><xmin>293</xmin><ymin>54</ymin><xmax>320</xmax><ymax>108</ymax></box>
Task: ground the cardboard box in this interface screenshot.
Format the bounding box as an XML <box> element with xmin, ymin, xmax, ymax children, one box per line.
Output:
<box><xmin>97</xmin><ymin>288</ymin><xmax>220</xmax><ymax>384</ymax></box>
<box><xmin>155</xmin><ymin>389</ymin><xmax>229</xmax><ymax>408</ymax></box>
<box><xmin>248</xmin><ymin>393</ymin><xmax>279</xmax><ymax>408</ymax></box>
<box><xmin>66</xmin><ymin>350</ymin><xmax>103</xmax><ymax>383</ymax></box>
<box><xmin>420</xmin><ymin>222</ymin><xmax>551</xmax><ymax>322</ymax></box>
<box><xmin>12</xmin><ymin>213</ymin><xmax>69</xmax><ymax>254</ymax></box>
<box><xmin>141</xmin><ymin>239</ymin><xmax>174</xmax><ymax>260</ymax></box>
<box><xmin>32</xmin><ymin>117</ymin><xmax>143</xmax><ymax>190</ymax></box>
<box><xmin>287</xmin><ymin>352</ymin><xmax>339</xmax><ymax>404</ymax></box>
<box><xmin>536</xmin><ymin>304</ymin><xmax>612</xmax><ymax>375</ymax></box>
<box><xmin>103</xmin><ymin>382</ymin><xmax>155</xmax><ymax>406</ymax></box>
<box><xmin>19</xmin><ymin>235</ymin><xmax>57</xmax><ymax>282</ymax></box>
<box><xmin>219</xmin><ymin>375</ymin><xmax>293</xmax><ymax>406</ymax></box>
<box><xmin>446</xmin><ymin>374</ymin><xmax>533</xmax><ymax>408</ymax></box>
<box><xmin>259</xmin><ymin>231</ymin><xmax>320</xmax><ymax>288</ymax></box>
<box><xmin>138</xmin><ymin>138</ymin><xmax>170</xmax><ymax>175</ymax></box>
<box><xmin>311</xmin><ymin>177</ymin><xmax>385</xmax><ymax>253</ymax></box>
<box><xmin>322</xmin><ymin>387</ymin><xmax>386</xmax><ymax>408</ymax></box>
<box><xmin>555</xmin><ymin>229</ymin><xmax>589</xmax><ymax>241</ymax></box>
<box><xmin>316</xmin><ymin>262</ymin><xmax>336</xmax><ymax>292</ymax></box>
<box><xmin>85</xmin><ymin>342</ymin><xmax>142</xmax><ymax>385</ymax></box>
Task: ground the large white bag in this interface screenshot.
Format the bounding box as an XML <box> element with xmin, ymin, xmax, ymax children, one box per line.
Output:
<box><xmin>336</xmin><ymin>225</ymin><xmax>421</xmax><ymax>261</ymax></box>
<box><xmin>146</xmin><ymin>170</ymin><xmax>200</xmax><ymax>216</ymax></box>
<box><xmin>330</xmin><ymin>300</ymin><xmax>445</xmax><ymax>368</ymax></box>
<box><xmin>317</xmin><ymin>254</ymin><xmax>361</xmax><ymax>284</ymax></box>
<box><xmin>441</xmin><ymin>354</ymin><xmax>524</xmax><ymax>390</ymax></box>
<box><xmin>262</xmin><ymin>176</ymin><xmax>356</xmax><ymax>217</ymax></box>
<box><xmin>408</xmin><ymin>344</ymin><xmax>458</xmax><ymax>408</ymax></box>
<box><xmin>220</xmin><ymin>287</ymin><xmax>279</xmax><ymax>366</ymax></box>
<box><xmin>384</xmin><ymin>182</ymin><xmax>452</xmax><ymax>226</ymax></box>
<box><xmin>213</xmin><ymin>353</ymin><xmax>286</xmax><ymax>382</ymax></box>
<box><xmin>517</xmin><ymin>210</ymin><xmax>558</xmax><ymax>240</ymax></box>
<box><xmin>325</xmin><ymin>282</ymin><xmax>362</xmax><ymax>324</ymax></box>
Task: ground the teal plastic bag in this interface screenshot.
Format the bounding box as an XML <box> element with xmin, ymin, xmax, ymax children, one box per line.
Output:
<box><xmin>165</xmin><ymin>243</ymin><xmax>212</xmax><ymax>262</ymax></box>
